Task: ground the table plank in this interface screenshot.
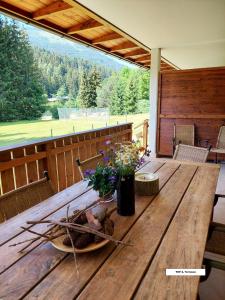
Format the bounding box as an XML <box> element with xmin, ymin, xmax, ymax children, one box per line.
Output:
<box><xmin>135</xmin><ymin>166</ymin><xmax>219</xmax><ymax>300</ymax></box>
<box><xmin>0</xmin><ymin>161</ymin><xmax>163</xmax><ymax>275</ymax></box>
<box><xmin>76</xmin><ymin>164</ymin><xmax>197</xmax><ymax>300</ymax></box>
<box><xmin>7</xmin><ymin>162</ymin><xmax>179</xmax><ymax>300</ymax></box>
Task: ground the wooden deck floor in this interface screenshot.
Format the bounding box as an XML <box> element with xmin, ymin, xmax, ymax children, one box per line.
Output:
<box><xmin>199</xmin><ymin>268</ymin><xmax>225</xmax><ymax>300</ymax></box>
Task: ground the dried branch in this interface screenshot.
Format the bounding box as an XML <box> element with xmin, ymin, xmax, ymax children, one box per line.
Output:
<box><xmin>26</xmin><ymin>219</ymin><xmax>131</xmax><ymax>246</ymax></box>
<box><xmin>66</xmin><ymin>205</ymin><xmax>79</xmax><ymax>278</ymax></box>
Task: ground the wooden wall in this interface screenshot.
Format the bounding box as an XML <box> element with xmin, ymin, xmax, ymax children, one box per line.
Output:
<box><xmin>157</xmin><ymin>67</ymin><xmax>225</xmax><ymax>158</ymax></box>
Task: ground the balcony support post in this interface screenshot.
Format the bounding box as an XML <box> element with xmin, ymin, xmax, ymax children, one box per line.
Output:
<box><xmin>149</xmin><ymin>48</ymin><xmax>161</xmax><ymax>157</ymax></box>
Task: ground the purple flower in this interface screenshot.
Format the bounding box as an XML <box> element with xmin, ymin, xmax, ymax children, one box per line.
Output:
<box><xmin>103</xmin><ymin>156</ymin><xmax>110</xmax><ymax>162</ymax></box>
<box><xmin>109</xmin><ymin>175</ymin><xmax>117</xmax><ymax>183</ymax></box>
<box><xmin>105</xmin><ymin>140</ymin><xmax>111</xmax><ymax>145</ymax></box>
<box><xmin>140</xmin><ymin>157</ymin><xmax>145</xmax><ymax>164</ymax></box>
<box><xmin>84</xmin><ymin>169</ymin><xmax>95</xmax><ymax>177</ymax></box>
<box><xmin>99</xmin><ymin>150</ymin><xmax>105</xmax><ymax>155</ymax></box>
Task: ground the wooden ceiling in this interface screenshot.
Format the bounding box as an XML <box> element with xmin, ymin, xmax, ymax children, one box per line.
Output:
<box><xmin>0</xmin><ymin>0</ymin><xmax>176</xmax><ymax>71</ymax></box>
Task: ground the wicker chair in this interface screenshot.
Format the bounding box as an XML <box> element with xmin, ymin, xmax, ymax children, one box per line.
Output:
<box><xmin>173</xmin><ymin>144</ymin><xmax>209</xmax><ymax>163</ymax></box>
<box><xmin>210</xmin><ymin>126</ymin><xmax>225</xmax><ymax>163</ymax></box>
<box><xmin>76</xmin><ymin>153</ymin><xmax>104</xmax><ymax>179</ymax></box>
<box><xmin>173</xmin><ymin>124</ymin><xmax>195</xmax><ymax>153</ymax></box>
<box><xmin>0</xmin><ymin>172</ymin><xmax>54</xmax><ymax>223</ymax></box>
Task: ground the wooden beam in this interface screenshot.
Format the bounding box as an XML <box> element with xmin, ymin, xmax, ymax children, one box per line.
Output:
<box><xmin>67</xmin><ymin>19</ymin><xmax>103</xmax><ymax>34</ymax></box>
<box><xmin>124</xmin><ymin>48</ymin><xmax>148</xmax><ymax>58</ymax></box>
<box><xmin>136</xmin><ymin>55</ymin><xmax>151</xmax><ymax>62</ymax></box>
<box><xmin>92</xmin><ymin>32</ymin><xmax>123</xmax><ymax>44</ymax></box>
<box><xmin>161</xmin><ymin>66</ymin><xmax>173</xmax><ymax>69</ymax></box>
<box><xmin>110</xmin><ymin>41</ymin><xmax>138</xmax><ymax>52</ymax></box>
<box><xmin>33</xmin><ymin>0</ymin><xmax>72</xmax><ymax>20</ymax></box>
<box><xmin>0</xmin><ymin>0</ymin><xmax>150</xmax><ymax>69</ymax></box>
<box><xmin>159</xmin><ymin>114</ymin><xmax>225</xmax><ymax>119</ymax></box>
<box><xmin>161</xmin><ymin>62</ymin><xmax>172</xmax><ymax>68</ymax></box>
<box><xmin>0</xmin><ymin>0</ymin><xmax>32</xmax><ymax>18</ymax></box>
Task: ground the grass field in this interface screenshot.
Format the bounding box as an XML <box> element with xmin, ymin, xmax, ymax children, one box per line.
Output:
<box><xmin>0</xmin><ymin>114</ymin><xmax>148</xmax><ymax>147</ymax></box>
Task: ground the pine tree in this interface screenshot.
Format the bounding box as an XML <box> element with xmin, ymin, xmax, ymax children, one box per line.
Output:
<box><xmin>0</xmin><ymin>18</ymin><xmax>47</xmax><ymax>121</ymax></box>
<box><xmin>78</xmin><ymin>67</ymin><xmax>101</xmax><ymax>108</ymax></box>
<box><xmin>77</xmin><ymin>71</ymin><xmax>90</xmax><ymax>108</ymax></box>
<box><xmin>125</xmin><ymin>73</ymin><xmax>138</xmax><ymax>113</ymax></box>
<box><xmin>97</xmin><ymin>73</ymin><xmax>117</xmax><ymax>107</ymax></box>
<box><xmin>88</xmin><ymin>66</ymin><xmax>101</xmax><ymax>107</ymax></box>
<box><xmin>110</xmin><ymin>74</ymin><xmax>126</xmax><ymax>115</ymax></box>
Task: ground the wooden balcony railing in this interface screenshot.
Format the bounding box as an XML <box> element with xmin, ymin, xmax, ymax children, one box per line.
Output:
<box><xmin>0</xmin><ymin>123</ymin><xmax>132</xmax><ymax>196</ymax></box>
<box><xmin>133</xmin><ymin>119</ymin><xmax>149</xmax><ymax>149</ymax></box>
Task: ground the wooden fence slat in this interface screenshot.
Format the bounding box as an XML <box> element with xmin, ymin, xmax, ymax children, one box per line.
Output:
<box><xmin>64</xmin><ymin>137</ymin><xmax>74</xmax><ymax>187</ymax></box>
<box><xmin>0</xmin><ymin>152</ymin><xmax>15</xmax><ymax>194</ymax></box>
<box><xmin>36</xmin><ymin>144</ymin><xmax>47</xmax><ymax>179</ymax></box>
<box><xmin>77</xmin><ymin>134</ymin><xmax>86</xmax><ymax>161</ymax></box>
<box><xmin>25</xmin><ymin>146</ymin><xmax>38</xmax><ymax>183</ymax></box>
<box><xmin>72</xmin><ymin>136</ymin><xmax>81</xmax><ymax>183</ymax></box>
<box><xmin>46</xmin><ymin>142</ymin><xmax>58</xmax><ymax>193</ymax></box>
<box><xmin>12</xmin><ymin>148</ymin><xmax>27</xmax><ymax>188</ymax></box>
<box><xmin>56</xmin><ymin>140</ymin><xmax>67</xmax><ymax>191</ymax></box>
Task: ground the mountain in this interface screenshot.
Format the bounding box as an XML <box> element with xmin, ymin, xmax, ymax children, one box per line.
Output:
<box><xmin>23</xmin><ymin>24</ymin><xmax>135</xmax><ymax>71</ymax></box>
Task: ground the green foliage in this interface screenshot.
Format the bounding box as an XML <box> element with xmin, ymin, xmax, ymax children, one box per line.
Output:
<box><xmin>137</xmin><ymin>99</ymin><xmax>149</xmax><ymax>113</ymax></box>
<box><xmin>77</xmin><ymin>70</ymin><xmax>90</xmax><ymax>108</ymax></box>
<box><xmin>33</xmin><ymin>48</ymin><xmax>112</xmax><ymax>100</ymax></box>
<box><xmin>125</xmin><ymin>73</ymin><xmax>138</xmax><ymax>113</ymax></box>
<box><xmin>48</xmin><ymin>104</ymin><xmax>59</xmax><ymax>119</ymax></box>
<box><xmin>137</xmin><ymin>69</ymin><xmax>150</xmax><ymax>99</ymax></box>
<box><xmin>88</xmin><ymin>66</ymin><xmax>101</xmax><ymax>107</ymax></box>
<box><xmin>0</xmin><ymin>17</ymin><xmax>149</xmax><ymax>121</ymax></box>
<box><xmin>100</xmin><ymin>67</ymin><xmax>150</xmax><ymax>115</ymax></box>
<box><xmin>85</xmin><ymin>165</ymin><xmax>117</xmax><ymax>197</ymax></box>
<box><xmin>96</xmin><ymin>73</ymin><xmax>117</xmax><ymax>107</ymax></box>
<box><xmin>77</xmin><ymin>67</ymin><xmax>101</xmax><ymax>108</ymax></box>
<box><xmin>0</xmin><ymin>18</ymin><xmax>47</xmax><ymax>121</ymax></box>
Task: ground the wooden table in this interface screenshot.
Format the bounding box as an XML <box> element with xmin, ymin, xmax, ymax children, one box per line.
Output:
<box><xmin>0</xmin><ymin>159</ymin><xmax>219</xmax><ymax>300</ymax></box>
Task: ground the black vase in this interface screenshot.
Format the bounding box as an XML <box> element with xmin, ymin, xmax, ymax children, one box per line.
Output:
<box><xmin>117</xmin><ymin>174</ymin><xmax>135</xmax><ymax>216</ymax></box>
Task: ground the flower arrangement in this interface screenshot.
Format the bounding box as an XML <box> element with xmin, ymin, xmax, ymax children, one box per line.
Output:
<box><xmin>115</xmin><ymin>143</ymin><xmax>145</xmax><ymax>176</ymax></box>
<box><xmin>84</xmin><ymin>139</ymin><xmax>149</xmax><ymax>199</ymax></box>
<box><xmin>84</xmin><ymin>165</ymin><xmax>117</xmax><ymax>198</ymax></box>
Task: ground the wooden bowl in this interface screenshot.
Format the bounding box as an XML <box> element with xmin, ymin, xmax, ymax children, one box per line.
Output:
<box><xmin>51</xmin><ymin>234</ymin><xmax>110</xmax><ymax>253</ymax></box>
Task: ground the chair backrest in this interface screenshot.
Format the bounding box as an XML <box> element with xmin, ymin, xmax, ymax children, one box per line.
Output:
<box><xmin>173</xmin><ymin>144</ymin><xmax>209</xmax><ymax>163</ymax></box>
<box><xmin>173</xmin><ymin>124</ymin><xmax>195</xmax><ymax>146</ymax></box>
<box><xmin>0</xmin><ymin>176</ymin><xmax>54</xmax><ymax>223</ymax></box>
<box><xmin>216</xmin><ymin>126</ymin><xmax>225</xmax><ymax>149</ymax></box>
<box><xmin>76</xmin><ymin>153</ymin><xmax>104</xmax><ymax>179</ymax></box>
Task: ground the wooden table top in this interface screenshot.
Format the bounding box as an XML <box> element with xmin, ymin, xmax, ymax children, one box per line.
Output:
<box><xmin>0</xmin><ymin>159</ymin><xmax>220</xmax><ymax>300</ymax></box>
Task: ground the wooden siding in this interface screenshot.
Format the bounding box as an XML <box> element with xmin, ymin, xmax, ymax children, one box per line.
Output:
<box><xmin>158</xmin><ymin>67</ymin><xmax>225</xmax><ymax>158</ymax></box>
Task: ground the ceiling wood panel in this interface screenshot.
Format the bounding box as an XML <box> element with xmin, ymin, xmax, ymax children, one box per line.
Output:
<box><xmin>0</xmin><ymin>0</ymin><xmax>176</xmax><ymax>70</ymax></box>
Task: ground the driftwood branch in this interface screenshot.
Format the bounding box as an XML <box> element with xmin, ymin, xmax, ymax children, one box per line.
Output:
<box><xmin>26</xmin><ymin>219</ymin><xmax>131</xmax><ymax>246</ymax></box>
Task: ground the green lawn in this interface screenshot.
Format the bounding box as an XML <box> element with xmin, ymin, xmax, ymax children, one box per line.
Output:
<box><xmin>0</xmin><ymin>114</ymin><xmax>148</xmax><ymax>147</ymax></box>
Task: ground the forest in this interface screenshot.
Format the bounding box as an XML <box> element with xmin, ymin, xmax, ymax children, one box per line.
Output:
<box><xmin>0</xmin><ymin>18</ymin><xmax>150</xmax><ymax>122</ymax></box>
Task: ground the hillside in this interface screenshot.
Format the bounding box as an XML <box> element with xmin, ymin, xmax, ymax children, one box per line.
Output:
<box><xmin>25</xmin><ymin>24</ymin><xmax>133</xmax><ymax>71</ymax></box>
